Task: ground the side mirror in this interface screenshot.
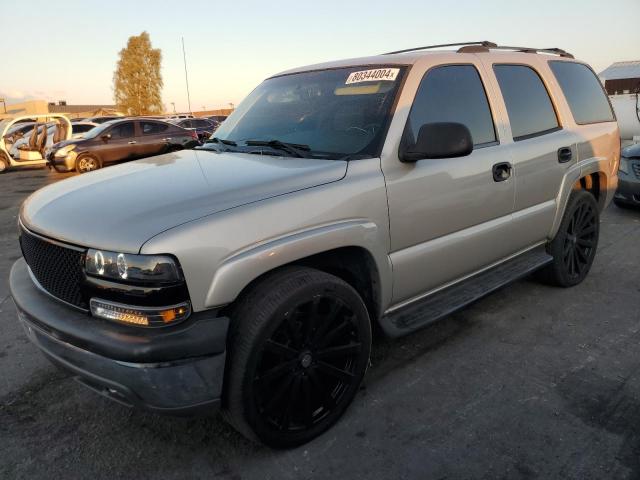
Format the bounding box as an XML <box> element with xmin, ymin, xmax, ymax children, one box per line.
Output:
<box><xmin>101</xmin><ymin>133</ymin><xmax>111</xmax><ymax>142</ymax></box>
<box><xmin>400</xmin><ymin>122</ymin><xmax>473</xmax><ymax>162</ymax></box>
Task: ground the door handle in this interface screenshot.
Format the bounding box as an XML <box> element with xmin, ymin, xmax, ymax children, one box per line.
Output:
<box><xmin>492</xmin><ymin>162</ymin><xmax>512</xmax><ymax>182</ymax></box>
<box><xmin>128</xmin><ymin>141</ymin><xmax>137</xmax><ymax>145</ymax></box>
<box><xmin>162</xmin><ymin>138</ymin><xmax>172</xmax><ymax>142</ymax></box>
<box><xmin>558</xmin><ymin>146</ymin><xmax>573</xmax><ymax>163</ymax></box>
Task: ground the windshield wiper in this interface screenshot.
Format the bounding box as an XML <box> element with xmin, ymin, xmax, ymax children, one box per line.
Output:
<box><xmin>244</xmin><ymin>139</ymin><xmax>310</xmax><ymax>158</ymax></box>
<box><xmin>205</xmin><ymin>137</ymin><xmax>237</xmax><ymax>146</ymax></box>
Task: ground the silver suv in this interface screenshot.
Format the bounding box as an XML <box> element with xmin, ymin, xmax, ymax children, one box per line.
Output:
<box><xmin>10</xmin><ymin>41</ymin><xmax>620</xmax><ymax>448</ymax></box>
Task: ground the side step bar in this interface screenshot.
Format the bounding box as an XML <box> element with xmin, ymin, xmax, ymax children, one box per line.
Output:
<box><xmin>380</xmin><ymin>246</ymin><xmax>553</xmax><ymax>337</ymax></box>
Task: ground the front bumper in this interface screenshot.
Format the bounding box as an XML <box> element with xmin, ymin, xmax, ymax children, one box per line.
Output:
<box><xmin>10</xmin><ymin>258</ymin><xmax>229</xmax><ymax>414</ymax></box>
<box><xmin>615</xmin><ymin>171</ymin><xmax>640</xmax><ymax>206</ymax></box>
<box><xmin>47</xmin><ymin>150</ymin><xmax>76</xmax><ymax>172</ymax></box>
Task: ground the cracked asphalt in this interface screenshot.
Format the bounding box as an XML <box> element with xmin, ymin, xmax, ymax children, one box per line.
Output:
<box><xmin>1</xmin><ymin>167</ymin><xmax>640</xmax><ymax>479</ymax></box>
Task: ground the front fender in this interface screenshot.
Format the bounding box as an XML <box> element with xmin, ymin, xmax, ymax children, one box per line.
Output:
<box><xmin>205</xmin><ymin>220</ymin><xmax>390</xmax><ymax>309</ymax></box>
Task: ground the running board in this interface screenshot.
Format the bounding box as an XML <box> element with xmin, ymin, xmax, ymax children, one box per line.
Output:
<box><xmin>380</xmin><ymin>246</ymin><xmax>553</xmax><ymax>337</ymax></box>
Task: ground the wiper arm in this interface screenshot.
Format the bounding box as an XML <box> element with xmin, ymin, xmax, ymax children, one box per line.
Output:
<box><xmin>204</xmin><ymin>137</ymin><xmax>237</xmax><ymax>146</ymax></box>
<box><xmin>244</xmin><ymin>139</ymin><xmax>310</xmax><ymax>158</ymax></box>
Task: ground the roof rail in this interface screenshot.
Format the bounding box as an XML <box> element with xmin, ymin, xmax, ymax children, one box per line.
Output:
<box><xmin>383</xmin><ymin>41</ymin><xmax>497</xmax><ymax>55</ymax></box>
<box><xmin>457</xmin><ymin>44</ymin><xmax>574</xmax><ymax>58</ymax></box>
<box><xmin>384</xmin><ymin>41</ymin><xmax>574</xmax><ymax>59</ymax></box>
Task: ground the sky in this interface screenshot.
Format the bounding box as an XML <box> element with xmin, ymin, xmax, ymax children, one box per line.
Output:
<box><xmin>2</xmin><ymin>0</ymin><xmax>639</xmax><ymax>113</ymax></box>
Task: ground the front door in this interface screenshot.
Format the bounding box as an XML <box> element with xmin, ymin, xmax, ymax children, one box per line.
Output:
<box><xmin>383</xmin><ymin>63</ymin><xmax>516</xmax><ymax>306</ymax></box>
<box><xmin>96</xmin><ymin>121</ymin><xmax>136</xmax><ymax>163</ymax></box>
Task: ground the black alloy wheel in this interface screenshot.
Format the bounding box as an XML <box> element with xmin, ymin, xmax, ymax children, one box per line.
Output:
<box><xmin>253</xmin><ymin>294</ymin><xmax>362</xmax><ymax>433</ymax></box>
<box><xmin>539</xmin><ymin>190</ymin><xmax>600</xmax><ymax>287</ymax></box>
<box><xmin>224</xmin><ymin>267</ymin><xmax>371</xmax><ymax>448</ymax></box>
<box><xmin>561</xmin><ymin>199</ymin><xmax>597</xmax><ymax>281</ymax></box>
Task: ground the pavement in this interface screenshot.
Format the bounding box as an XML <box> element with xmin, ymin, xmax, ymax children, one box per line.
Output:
<box><xmin>1</xmin><ymin>167</ymin><xmax>640</xmax><ymax>480</ymax></box>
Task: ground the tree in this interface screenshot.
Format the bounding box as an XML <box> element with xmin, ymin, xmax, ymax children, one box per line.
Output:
<box><xmin>113</xmin><ymin>32</ymin><xmax>163</xmax><ymax>116</ymax></box>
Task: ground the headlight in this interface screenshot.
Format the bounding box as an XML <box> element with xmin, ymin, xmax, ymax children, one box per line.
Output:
<box><xmin>618</xmin><ymin>157</ymin><xmax>629</xmax><ymax>175</ymax></box>
<box><xmin>85</xmin><ymin>249</ymin><xmax>182</xmax><ymax>283</ymax></box>
<box><xmin>54</xmin><ymin>144</ymin><xmax>76</xmax><ymax>156</ymax></box>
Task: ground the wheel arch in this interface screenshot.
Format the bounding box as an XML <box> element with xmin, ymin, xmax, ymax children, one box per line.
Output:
<box><xmin>205</xmin><ymin>221</ymin><xmax>391</xmax><ymax>323</ymax></box>
<box><xmin>549</xmin><ymin>160</ymin><xmax>610</xmax><ymax>239</ymax></box>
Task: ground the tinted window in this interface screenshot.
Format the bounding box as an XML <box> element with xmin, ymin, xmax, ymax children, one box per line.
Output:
<box><xmin>494</xmin><ymin>65</ymin><xmax>559</xmax><ymax>140</ymax></box>
<box><xmin>194</xmin><ymin>119</ymin><xmax>211</xmax><ymax>128</ymax></box>
<box><xmin>140</xmin><ymin>121</ymin><xmax>169</xmax><ymax>134</ymax></box>
<box><xmin>180</xmin><ymin>120</ymin><xmax>193</xmax><ymax>128</ymax></box>
<box><xmin>109</xmin><ymin>122</ymin><xmax>135</xmax><ymax>138</ymax></box>
<box><xmin>549</xmin><ymin>61</ymin><xmax>614</xmax><ymax>124</ymax></box>
<box><xmin>406</xmin><ymin>65</ymin><xmax>496</xmax><ymax>146</ymax></box>
<box><xmin>72</xmin><ymin>124</ymin><xmax>94</xmax><ymax>134</ymax></box>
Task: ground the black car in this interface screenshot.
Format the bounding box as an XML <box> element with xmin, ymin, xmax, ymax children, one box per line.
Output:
<box><xmin>615</xmin><ymin>143</ymin><xmax>640</xmax><ymax>207</ymax></box>
<box><xmin>48</xmin><ymin>118</ymin><xmax>200</xmax><ymax>173</ymax></box>
<box><xmin>169</xmin><ymin>118</ymin><xmax>218</xmax><ymax>141</ymax></box>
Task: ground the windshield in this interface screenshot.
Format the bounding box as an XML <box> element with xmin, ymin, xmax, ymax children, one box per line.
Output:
<box><xmin>213</xmin><ymin>66</ymin><xmax>406</xmax><ymax>159</ymax></box>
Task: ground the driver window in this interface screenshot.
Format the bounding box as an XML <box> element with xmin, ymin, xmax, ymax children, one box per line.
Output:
<box><xmin>109</xmin><ymin>122</ymin><xmax>135</xmax><ymax>138</ymax></box>
<box><xmin>406</xmin><ymin>65</ymin><xmax>497</xmax><ymax>147</ymax></box>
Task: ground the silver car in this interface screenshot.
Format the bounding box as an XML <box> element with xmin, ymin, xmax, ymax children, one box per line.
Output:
<box><xmin>10</xmin><ymin>41</ymin><xmax>620</xmax><ymax>448</ymax></box>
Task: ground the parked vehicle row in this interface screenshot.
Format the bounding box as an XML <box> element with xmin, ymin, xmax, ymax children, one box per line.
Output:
<box><xmin>49</xmin><ymin>118</ymin><xmax>200</xmax><ymax>173</ymax></box>
<box><xmin>1</xmin><ymin>115</ymin><xmax>205</xmax><ymax>173</ymax></box>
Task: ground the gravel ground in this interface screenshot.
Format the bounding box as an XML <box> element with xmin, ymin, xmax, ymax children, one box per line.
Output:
<box><xmin>1</xmin><ymin>167</ymin><xmax>640</xmax><ymax>480</ymax></box>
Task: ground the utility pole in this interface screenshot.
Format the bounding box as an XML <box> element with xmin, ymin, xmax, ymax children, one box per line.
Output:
<box><xmin>170</xmin><ymin>102</ymin><xmax>176</xmax><ymax>114</ymax></box>
<box><xmin>182</xmin><ymin>37</ymin><xmax>192</xmax><ymax>114</ymax></box>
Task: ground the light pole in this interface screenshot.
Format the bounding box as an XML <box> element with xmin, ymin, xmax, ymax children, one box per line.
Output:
<box><xmin>171</xmin><ymin>102</ymin><xmax>176</xmax><ymax>114</ymax></box>
<box><xmin>182</xmin><ymin>37</ymin><xmax>192</xmax><ymax>114</ymax></box>
<box><xmin>0</xmin><ymin>98</ymin><xmax>6</xmax><ymax>114</ymax></box>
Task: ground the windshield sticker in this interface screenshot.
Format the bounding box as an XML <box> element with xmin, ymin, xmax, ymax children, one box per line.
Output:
<box><xmin>345</xmin><ymin>68</ymin><xmax>399</xmax><ymax>84</ymax></box>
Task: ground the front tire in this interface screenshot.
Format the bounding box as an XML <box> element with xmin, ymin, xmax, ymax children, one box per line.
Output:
<box><xmin>223</xmin><ymin>266</ymin><xmax>372</xmax><ymax>448</ymax></box>
<box><xmin>75</xmin><ymin>154</ymin><xmax>101</xmax><ymax>173</ymax></box>
<box><xmin>539</xmin><ymin>190</ymin><xmax>599</xmax><ymax>287</ymax></box>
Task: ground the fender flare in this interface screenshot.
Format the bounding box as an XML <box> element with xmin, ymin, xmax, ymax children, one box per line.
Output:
<box><xmin>548</xmin><ymin>157</ymin><xmax>609</xmax><ymax>239</ymax></box>
<box><xmin>203</xmin><ymin>220</ymin><xmax>392</xmax><ymax>310</ymax></box>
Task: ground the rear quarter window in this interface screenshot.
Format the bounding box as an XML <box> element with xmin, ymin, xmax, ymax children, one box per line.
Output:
<box><xmin>548</xmin><ymin>61</ymin><xmax>615</xmax><ymax>124</ymax></box>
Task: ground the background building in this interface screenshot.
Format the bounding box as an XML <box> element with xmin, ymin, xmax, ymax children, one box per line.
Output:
<box><xmin>0</xmin><ymin>100</ymin><xmax>122</xmax><ymax>120</ymax></box>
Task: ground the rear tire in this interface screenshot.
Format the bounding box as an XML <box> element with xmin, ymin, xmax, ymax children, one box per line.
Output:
<box><xmin>75</xmin><ymin>154</ymin><xmax>101</xmax><ymax>173</ymax></box>
<box><xmin>223</xmin><ymin>266</ymin><xmax>372</xmax><ymax>448</ymax></box>
<box><xmin>538</xmin><ymin>190</ymin><xmax>599</xmax><ymax>287</ymax></box>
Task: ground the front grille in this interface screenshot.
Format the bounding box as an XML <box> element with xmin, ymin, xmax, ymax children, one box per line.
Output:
<box><xmin>20</xmin><ymin>227</ymin><xmax>87</xmax><ymax>309</ymax></box>
<box><xmin>633</xmin><ymin>162</ymin><xmax>640</xmax><ymax>179</ymax></box>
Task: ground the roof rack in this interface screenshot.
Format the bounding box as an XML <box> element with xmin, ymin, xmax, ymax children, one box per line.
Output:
<box><xmin>458</xmin><ymin>44</ymin><xmax>574</xmax><ymax>58</ymax></box>
<box><xmin>383</xmin><ymin>41</ymin><xmax>574</xmax><ymax>59</ymax></box>
<box><xmin>383</xmin><ymin>41</ymin><xmax>497</xmax><ymax>55</ymax></box>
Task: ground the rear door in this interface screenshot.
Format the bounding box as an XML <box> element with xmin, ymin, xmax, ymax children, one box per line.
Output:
<box><xmin>482</xmin><ymin>59</ymin><xmax>579</xmax><ymax>248</ymax></box>
<box><xmin>137</xmin><ymin>120</ymin><xmax>171</xmax><ymax>157</ymax></box>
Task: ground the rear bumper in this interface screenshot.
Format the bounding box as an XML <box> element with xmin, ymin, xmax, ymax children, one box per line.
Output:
<box><xmin>615</xmin><ymin>172</ymin><xmax>640</xmax><ymax>206</ymax></box>
<box><xmin>10</xmin><ymin>258</ymin><xmax>229</xmax><ymax>414</ymax></box>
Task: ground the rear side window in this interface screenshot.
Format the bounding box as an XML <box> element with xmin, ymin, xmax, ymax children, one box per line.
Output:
<box><xmin>140</xmin><ymin>121</ymin><xmax>169</xmax><ymax>134</ymax></box>
<box><xmin>549</xmin><ymin>61</ymin><xmax>615</xmax><ymax>124</ymax></box>
<box><xmin>406</xmin><ymin>65</ymin><xmax>496</xmax><ymax>146</ymax></box>
<box><xmin>494</xmin><ymin>65</ymin><xmax>559</xmax><ymax>141</ymax></box>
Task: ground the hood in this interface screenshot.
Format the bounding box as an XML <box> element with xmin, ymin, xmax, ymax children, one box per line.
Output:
<box><xmin>622</xmin><ymin>143</ymin><xmax>640</xmax><ymax>159</ymax></box>
<box><xmin>21</xmin><ymin>150</ymin><xmax>347</xmax><ymax>252</ymax></box>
